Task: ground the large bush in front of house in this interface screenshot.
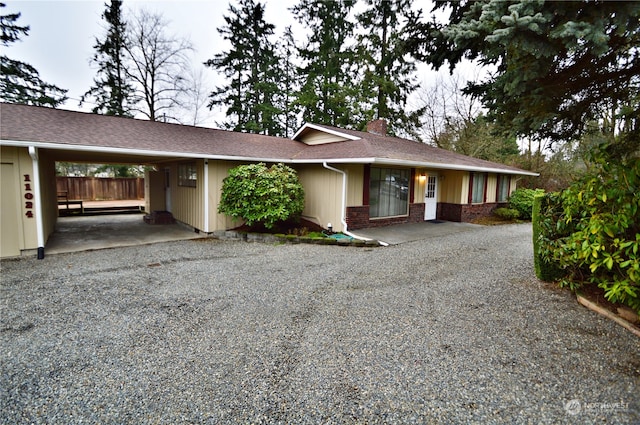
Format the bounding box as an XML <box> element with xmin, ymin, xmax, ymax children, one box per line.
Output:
<box><xmin>508</xmin><ymin>188</ymin><xmax>545</xmax><ymax>220</ymax></box>
<box><xmin>536</xmin><ymin>146</ymin><xmax>640</xmax><ymax>314</ymax></box>
<box><xmin>218</xmin><ymin>163</ymin><xmax>305</xmax><ymax>229</ymax></box>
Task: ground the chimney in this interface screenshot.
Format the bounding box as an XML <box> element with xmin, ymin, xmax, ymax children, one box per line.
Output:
<box><xmin>366</xmin><ymin>119</ymin><xmax>388</xmax><ymax>136</ymax></box>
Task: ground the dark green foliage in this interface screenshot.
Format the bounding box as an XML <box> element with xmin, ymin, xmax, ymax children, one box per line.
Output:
<box><xmin>508</xmin><ymin>188</ymin><xmax>544</xmax><ymax>221</ymax></box>
<box><xmin>206</xmin><ymin>0</ymin><xmax>282</xmax><ymax>135</ymax></box>
<box><xmin>0</xmin><ymin>3</ymin><xmax>67</xmax><ymax>106</ymax></box>
<box><xmin>80</xmin><ymin>0</ymin><xmax>136</xmax><ymax>116</ymax></box>
<box><xmin>356</xmin><ymin>0</ymin><xmax>424</xmax><ymax>137</ymax></box>
<box><xmin>218</xmin><ymin>163</ymin><xmax>305</xmax><ymax>229</ymax></box>
<box><xmin>493</xmin><ymin>207</ymin><xmax>519</xmax><ymax>220</ymax></box>
<box><xmin>532</xmin><ymin>193</ymin><xmax>564</xmax><ymax>282</ymax></box>
<box><xmin>414</xmin><ymin>0</ymin><xmax>640</xmax><ymax>145</ymax></box>
<box><xmin>291</xmin><ymin>0</ymin><xmax>363</xmax><ymax>128</ymax></box>
<box><xmin>275</xmin><ymin>26</ymin><xmax>301</xmax><ymax>137</ymax></box>
<box><xmin>537</xmin><ymin>146</ymin><xmax>640</xmax><ymax>314</ymax></box>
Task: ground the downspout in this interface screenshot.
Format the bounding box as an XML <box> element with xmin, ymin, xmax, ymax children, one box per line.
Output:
<box><xmin>322</xmin><ymin>162</ymin><xmax>369</xmax><ymax>241</ymax></box>
<box><xmin>203</xmin><ymin>159</ymin><xmax>209</xmax><ymax>233</ymax></box>
<box><xmin>28</xmin><ymin>146</ymin><xmax>45</xmax><ymax>259</ymax></box>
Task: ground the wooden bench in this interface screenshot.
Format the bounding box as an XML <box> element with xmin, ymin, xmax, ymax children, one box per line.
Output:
<box><xmin>57</xmin><ymin>191</ymin><xmax>84</xmax><ymax>214</ymax></box>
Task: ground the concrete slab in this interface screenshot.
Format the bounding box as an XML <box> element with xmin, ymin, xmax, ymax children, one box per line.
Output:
<box><xmin>351</xmin><ymin>220</ymin><xmax>483</xmax><ymax>245</ymax></box>
<box><xmin>45</xmin><ymin>213</ymin><xmax>204</xmax><ymax>255</ymax></box>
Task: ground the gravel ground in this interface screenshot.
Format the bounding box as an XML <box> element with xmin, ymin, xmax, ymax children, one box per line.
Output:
<box><xmin>1</xmin><ymin>223</ymin><xmax>638</xmax><ymax>424</ymax></box>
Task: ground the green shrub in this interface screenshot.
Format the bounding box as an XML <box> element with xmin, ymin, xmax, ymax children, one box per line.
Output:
<box><xmin>494</xmin><ymin>207</ymin><xmax>520</xmax><ymax>220</ymax></box>
<box><xmin>532</xmin><ymin>193</ymin><xmax>565</xmax><ymax>282</ymax></box>
<box><xmin>508</xmin><ymin>188</ymin><xmax>545</xmax><ymax>220</ymax></box>
<box><xmin>218</xmin><ymin>163</ymin><xmax>305</xmax><ymax>229</ymax></box>
<box><xmin>538</xmin><ymin>146</ymin><xmax>640</xmax><ymax>314</ymax></box>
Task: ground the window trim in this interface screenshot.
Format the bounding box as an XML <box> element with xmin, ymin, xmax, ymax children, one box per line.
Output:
<box><xmin>469</xmin><ymin>172</ymin><xmax>487</xmax><ymax>204</ymax></box>
<box><xmin>178</xmin><ymin>162</ymin><xmax>197</xmax><ymax>188</ymax></box>
<box><xmin>496</xmin><ymin>174</ymin><xmax>511</xmax><ymax>203</ymax></box>
<box><xmin>368</xmin><ymin>166</ymin><xmax>411</xmax><ymax>219</ymax></box>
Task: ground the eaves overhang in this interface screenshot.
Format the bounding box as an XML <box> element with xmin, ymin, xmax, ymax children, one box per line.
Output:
<box><xmin>291</xmin><ymin>157</ymin><xmax>540</xmax><ymax>176</ymax></box>
<box><xmin>2</xmin><ymin>139</ymin><xmax>539</xmax><ymax>176</ymax></box>
<box><xmin>0</xmin><ymin>139</ymin><xmax>292</xmax><ymax>164</ymax></box>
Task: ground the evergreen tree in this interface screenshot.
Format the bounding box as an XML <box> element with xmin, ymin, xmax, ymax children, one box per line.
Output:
<box><xmin>206</xmin><ymin>0</ymin><xmax>282</xmax><ymax>135</ymax></box>
<box><xmin>412</xmin><ymin>0</ymin><xmax>640</xmax><ymax>146</ymax></box>
<box><xmin>0</xmin><ymin>2</ymin><xmax>67</xmax><ymax>107</ymax></box>
<box><xmin>291</xmin><ymin>0</ymin><xmax>362</xmax><ymax>128</ymax></box>
<box><xmin>80</xmin><ymin>0</ymin><xmax>136</xmax><ymax>116</ymax></box>
<box><xmin>357</xmin><ymin>0</ymin><xmax>424</xmax><ymax>137</ymax></box>
<box><xmin>274</xmin><ymin>26</ymin><xmax>301</xmax><ymax>137</ymax></box>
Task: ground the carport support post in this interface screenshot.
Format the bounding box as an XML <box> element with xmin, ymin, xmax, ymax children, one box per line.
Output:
<box><xmin>28</xmin><ymin>146</ymin><xmax>45</xmax><ymax>259</ymax></box>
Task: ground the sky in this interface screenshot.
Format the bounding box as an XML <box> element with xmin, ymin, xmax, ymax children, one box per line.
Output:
<box><xmin>3</xmin><ymin>0</ymin><xmax>470</xmax><ymax>130</ymax></box>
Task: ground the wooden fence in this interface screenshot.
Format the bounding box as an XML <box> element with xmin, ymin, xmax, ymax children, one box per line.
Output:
<box><xmin>56</xmin><ymin>177</ymin><xmax>144</xmax><ymax>201</ymax></box>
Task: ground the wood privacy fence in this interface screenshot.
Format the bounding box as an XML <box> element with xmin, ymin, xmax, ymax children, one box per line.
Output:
<box><xmin>56</xmin><ymin>177</ymin><xmax>144</xmax><ymax>201</ymax></box>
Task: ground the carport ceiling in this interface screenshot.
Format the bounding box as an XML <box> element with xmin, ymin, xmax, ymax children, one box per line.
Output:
<box><xmin>43</xmin><ymin>148</ymin><xmax>188</xmax><ymax>165</ymax></box>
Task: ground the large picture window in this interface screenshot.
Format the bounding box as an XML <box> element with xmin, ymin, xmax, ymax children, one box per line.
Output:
<box><xmin>178</xmin><ymin>163</ymin><xmax>197</xmax><ymax>187</ymax></box>
<box><xmin>369</xmin><ymin>167</ymin><xmax>410</xmax><ymax>218</ymax></box>
<box><xmin>497</xmin><ymin>175</ymin><xmax>510</xmax><ymax>202</ymax></box>
<box><xmin>470</xmin><ymin>172</ymin><xmax>486</xmax><ymax>203</ymax></box>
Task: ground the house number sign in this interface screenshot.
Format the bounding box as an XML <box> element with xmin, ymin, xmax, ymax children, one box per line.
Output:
<box><xmin>23</xmin><ymin>174</ymin><xmax>34</xmax><ymax>218</ymax></box>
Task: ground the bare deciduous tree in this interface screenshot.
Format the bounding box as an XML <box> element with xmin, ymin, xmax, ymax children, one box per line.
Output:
<box><xmin>415</xmin><ymin>71</ymin><xmax>519</xmax><ymax>163</ymax></box>
<box><xmin>124</xmin><ymin>9</ymin><xmax>193</xmax><ymax>122</ymax></box>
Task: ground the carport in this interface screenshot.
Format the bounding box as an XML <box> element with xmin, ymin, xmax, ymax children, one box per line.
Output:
<box><xmin>46</xmin><ymin>213</ymin><xmax>204</xmax><ymax>255</ymax></box>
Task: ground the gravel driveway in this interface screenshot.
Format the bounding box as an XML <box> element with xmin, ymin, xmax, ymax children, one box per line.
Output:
<box><xmin>1</xmin><ymin>223</ymin><xmax>638</xmax><ymax>424</ymax></box>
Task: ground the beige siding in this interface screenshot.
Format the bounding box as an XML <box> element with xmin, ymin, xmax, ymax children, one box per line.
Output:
<box><xmin>486</xmin><ymin>174</ymin><xmax>498</xmax><ymax>203</ymax></box>
<box><xmin>438</xmin><ymin>170</ymin><xmax>468</xmax><ymax>204</ymax></box>
<box><xmin>1</xmin><ymin>162</ymin><xmax>20</xmax><ymax>257</ymax></box>
<box><xmin>296</xmin><ymin>164</ymin><xmax>344</xmax><ymax>231</ymax></box>
<box><xmin>145</xmin><ymin>170</ymin><xmax>166</xmax><ymax>213</ymax></box>
<box><xmin>299</xmin><ymin>132</ymin><xmax>350</xmax><ymax>145</ymax></box>
<box><xmin>343</xmin><ymin>164</ymin><xmax>363</xmax><ymax>207</ymax></box>
<box><xmin>208</xmin><ymin>160</ymin><xmax>240</xmax><ymax>231</ymax></box>
<box><xmin>0</xmin><ymin>147</ymin><xmax>36</xmax><ymax>256</ymax></box>
<box><xmin>169</xmin><ymin>160</ymin><xmax>205</xmax><ymax>230</ymax></box>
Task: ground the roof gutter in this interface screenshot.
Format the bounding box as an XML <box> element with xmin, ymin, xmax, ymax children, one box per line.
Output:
<box><xmin>321</xmin><ymin>162</ymin><xmax>370</xmax><ymax>242</ymax></box>
<box><xmin>293</xmin><ymin>158</ymin><xmax>538</xmax><ymax>176</ymax></box>
<box><xmin>2</xmin><ymin>139</ymin><xmax>539</xmax><ymax>176</ymax></box>
<box><xmin>0</xmin><ymin>139</ymin><xmax>293</xmax><ymax>164</ymax></box>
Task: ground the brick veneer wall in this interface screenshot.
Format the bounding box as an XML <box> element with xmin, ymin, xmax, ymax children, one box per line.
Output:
<box><xmin>438</xmin><ymin>202</ymin><xmax>507</xmax><ymax>222</ymax></box>
<box><xmin>346</xmin><ymin>203</ymin><xmax>425</xmax><ymax>230</ymax></box>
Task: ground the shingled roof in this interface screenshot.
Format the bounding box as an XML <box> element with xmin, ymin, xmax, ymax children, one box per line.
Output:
<box><xmin>1</xmin><ymin>103</ymin><xmax>537</xmax><ymax>176</ymax></box>
<box><xmin>292</xmin><ymin>123</ymin><xmax>537</xmax><ymax>175</ymax></box>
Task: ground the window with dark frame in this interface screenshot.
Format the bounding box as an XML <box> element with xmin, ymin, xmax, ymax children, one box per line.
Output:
<box><xmin>497</xmin><ymin>175</ymin><xmax>510</xmax><ymax>202</ymax></box>
<box><xmin>470</xmin><ymin>172</ymin><xmax>486</xmax><ymax>204</ymax></box>
<box><xmin>178</xmin><ymin>163</ymin><xmax>197</xmax><ymax>187</ymax></box>
<box><xmin>369</xmin><ymin>167</ymin><xmax>410</xmax><ymax>218</ymax></box>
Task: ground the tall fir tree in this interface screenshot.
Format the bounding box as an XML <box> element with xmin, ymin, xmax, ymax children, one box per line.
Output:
<box><xmin>274</xmin><ymin>26</ymin><xmax>301</xmax><ymax>138</ymax></box>
<box><xmin>0</xmin><ymin>2</ymin><xmax>67</xmax><ymax>107</ymax></box>
<box><xmin>291</xmin><ymin>0</ymin><xmax>363</xmax><ymax>129</ymax></box>
<box><xmin>206</xmin><ymin>0</ymin><xmax>282</xmax><ymax>135</ymax></box>
<box><xmin>81</xmin><ymin>0</ymin><xmax>136</xmax><ymax>116</ymax></box>
<box><xmin>357</xmin><ymin>0</ymin><xmax>424</xmax><ymax>137</ymax></box>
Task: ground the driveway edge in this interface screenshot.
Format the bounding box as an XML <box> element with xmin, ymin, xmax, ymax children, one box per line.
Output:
<box><xmin>577</xmin><ymin>293</ymin><xmax>640</xmax><ymax>338</ymax></box>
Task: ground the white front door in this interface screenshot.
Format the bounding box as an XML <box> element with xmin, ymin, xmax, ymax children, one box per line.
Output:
<box><xmin>424</xmin><ymin>175</ymin><xmax>437</xmax><ymax>220</ymax></box>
